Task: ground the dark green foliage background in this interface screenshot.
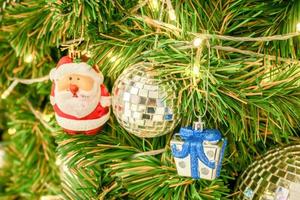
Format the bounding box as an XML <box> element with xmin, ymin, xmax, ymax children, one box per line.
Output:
<box><xmin>0</xmin><ymin>0</ymin><xmax>300</xmax><ymax>199</ymax></box>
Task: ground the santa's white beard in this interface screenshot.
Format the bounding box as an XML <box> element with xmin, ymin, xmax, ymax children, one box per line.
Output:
<box><xmin>55</xmin><ymin>89</ymin><xmax>100</xmax><ymax>118</ymax></box>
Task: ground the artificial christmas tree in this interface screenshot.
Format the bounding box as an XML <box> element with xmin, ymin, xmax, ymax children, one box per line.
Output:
<box><xmin>0</xmin><ymin>0</ymin><xmax>300</xmax><ymax>199</ymax></box>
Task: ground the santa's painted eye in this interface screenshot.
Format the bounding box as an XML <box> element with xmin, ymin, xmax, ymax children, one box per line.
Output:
<box><xmin>77</xmin><ymin>78</ymin><xmax>80</xmax><ymax>80</ymax></box>
<box><xmin>69</xmin><ymin>77</ymin><xmax>72</xmax><ymax>80</ymax></box>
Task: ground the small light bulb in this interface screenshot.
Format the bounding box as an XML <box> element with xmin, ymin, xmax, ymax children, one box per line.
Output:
<box><xmin>1</xmin><ymin>91</ymin><xmax>9</xmax><ymax>99</ymax></box>
<box><xmin>85</xmin><ymin>50</ymin><xmax>92</xmax><ymax>57</ymax></box>
<box><xmin>192</xmin><ymin>65</ymin><xmax>200</xmax><ymax>76</ymax></box>
<box><xmin>55</xmin><ymin>158</ymin><xmax>62</xmax><ymax>166</ymax></box>
<box><xmin>169</xmin><ymin>10</ymin><xmax>176</xmax><ymax>21</ymax></box>
<box><xmin>41</xmin><ymin>195</ymin><xmax>63</xmax><ymax>200</ymax></box>
<box><xmin>0</xmin><ymin>147</ymin><xmax>5</xmax><ymax>168</ymax></box>
<box><xmin>193</xmin><ymin>37</ymin><xmax>203</xmax><ymax>47</ymax></box>
<box><xmin>297</xmin><ymin>23</ymin><xmax>300</xmax><ymax>32</ymax></box>
<box><xmin>24</xmin><ymin>54</ymin><xmax>34</xmax><ymax>63</ymax></box>
<box><xmin>8</xmin><ymin>128</ymin><xmax>16</xmax><ymax>135</ymax></box>
<box><xmin>43</xmin><ymin>114</ymin><xmax>52</xmax><ymax>122</ymax></box>
<box><xmin>110</xmin><ymin>56</ymin><xmax>117</xmax><ymax>62</ymax></box>
<box><xmin>151</xmin><ymin>0</ymin><xmax>159</xmax><ymax>10</ymax></box>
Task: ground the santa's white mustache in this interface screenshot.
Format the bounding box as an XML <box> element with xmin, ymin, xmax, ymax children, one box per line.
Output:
<box><xmin>54</xmin><ymin>89</ymin><xmax>100</xmax><ymax>118</ymax></box>
<box><xmin>62</xmin><ymin>89</ymin><xmax>95</xmax><ymax>97</ymax></box>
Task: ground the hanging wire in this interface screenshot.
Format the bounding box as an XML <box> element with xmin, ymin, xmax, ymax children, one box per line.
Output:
<box><xmin>192</xmin><ymin>38</ymin><xmax>210</xmax><ymax>121</ymax></box>
<box><xmin>154</xmin><ymin>0</ymin><xmax>166</xmax><ymax>48</ymax></box>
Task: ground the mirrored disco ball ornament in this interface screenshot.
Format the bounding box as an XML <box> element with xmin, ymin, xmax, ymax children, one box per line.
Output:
<box><xmin>112</xmin><ymin>63</ymin><xmax>180</xmax><ymax>138</ymax></box>
<box><xmin>235</xmin><ymin>143</ymin><xmax>300</xmax><ymax>200</ymax></box>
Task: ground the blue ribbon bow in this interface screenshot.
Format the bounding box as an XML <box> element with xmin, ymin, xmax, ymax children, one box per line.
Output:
<box><xmin>171</xmin><ymin>127</ymin><xmax>222</xmax><ymax>179</ymax></box>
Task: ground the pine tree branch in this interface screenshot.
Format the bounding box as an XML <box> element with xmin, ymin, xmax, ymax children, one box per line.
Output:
<box><xmin>1</xmin><ymin>1</ymin><xmax>300</xmax><ymax>199</ymax></box>
<box><xmin>26</xmin><ymin>100</ymin><xmax>55</xmax><ymax>133</ymax></box>
<box><xmin>132</xmin><ymin>148</ymin><xmax>165</xmax><ymax>158</ymax></box>
<box><xmin>212</xmin><ymin>45</ymin><xmax>300</xmax><ymax>64</ymax></box>
<box><xmin>138</xmin><ymin>15</ymin><xmax>300</xmax><ymax>41</ymax></box>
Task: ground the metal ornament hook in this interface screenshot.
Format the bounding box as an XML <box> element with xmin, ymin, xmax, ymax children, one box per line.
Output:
<box><xmin>68</xmin><ymin>45</ymin><xmax>81</xmax><ymax>60</ymax></box>
<box><xmin>193</xmin><ymin>117</ymin><xmax>205</xmax><ymax>132</ymax></box>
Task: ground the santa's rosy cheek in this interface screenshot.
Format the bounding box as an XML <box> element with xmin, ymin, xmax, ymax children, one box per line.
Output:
<box><xmin>56</xmin><ymin>80</ymin><xmax>69</xmax><ymax>91</ymax></box>
<box><xmin>77</xmin><ymin>77</ymin><xmax>94</xmax><ymax>91</ymax></box>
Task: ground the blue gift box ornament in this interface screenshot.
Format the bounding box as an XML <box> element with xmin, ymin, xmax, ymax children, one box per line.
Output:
<box><xmin>171</xmin><ymin>120</ymin><xmax>227</xmax><ymax>179</ymax></box>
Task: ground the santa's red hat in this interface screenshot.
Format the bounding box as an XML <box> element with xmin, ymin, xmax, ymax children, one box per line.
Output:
<box><xmin>49</xmin><ymin>56</ymin><xmax>103</xmax><ymax>84</ymax></box>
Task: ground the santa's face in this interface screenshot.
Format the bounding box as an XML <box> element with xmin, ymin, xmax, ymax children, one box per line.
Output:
<box><xmin>54</xmin><ymin>73</ymin><xmax>100</xmax><ymax>118</ymax></box>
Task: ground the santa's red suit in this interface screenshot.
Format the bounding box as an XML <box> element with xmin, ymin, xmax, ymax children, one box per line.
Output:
<box><xmin>49</xmin><ymin>56</ymin><xmax>111</xmax><ymax>135</ymax></box>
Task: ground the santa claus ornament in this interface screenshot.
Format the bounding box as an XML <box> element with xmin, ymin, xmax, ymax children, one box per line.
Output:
<box><xmin>49</xmin><ymin>56</ymin><xmax>111</xmax><ymax>135</ymax></box>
